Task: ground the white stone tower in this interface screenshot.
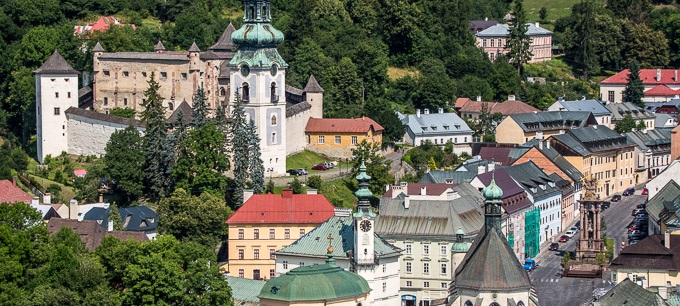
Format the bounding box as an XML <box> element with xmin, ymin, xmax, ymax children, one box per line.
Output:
<box><xmin>304</xmin><ymin>74</ymin><xmax>324</xmax><ymax>118</ymax></box>
<box><xmin>354</xmin><ymin>162</ymin><xmax>376</xmax><ymax>265</ymax></box>
<box><xmin>35</xmin><ymin>51</ymin><xmax>79</xmax><ymax>164</ymax></box>
<box><xmin>228</xmin><ymin>0</ymin><xmax>287</xmax><ymax>176</ymax></box>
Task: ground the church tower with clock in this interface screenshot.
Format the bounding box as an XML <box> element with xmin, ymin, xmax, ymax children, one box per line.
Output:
<box><xmin>228</xmin><ymin>0</ymin><xmax>288</xmax><ymax>176</ymax></box>
<box><xmin>354</xmin><ymin>161</ymin><xmax>376</xmax><ymax>265</ymax></box>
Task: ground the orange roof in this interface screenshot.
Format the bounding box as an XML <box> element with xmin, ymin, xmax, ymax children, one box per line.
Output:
<box><xmin>601</xmin><ymin>69</ymin><xmax>680</xmax><ymax>85</ymax></box>
<box><xmin>226</xmin><ymin>190</ymin><xmax>335</xmax><ymax>224</ymax></box>
<box><xmin>455</xmin><ymin>97</ymin><xmax>472</xmax><ymax>108</ymax></box>
<box><xmin>645</xmin><ymin>85</ymin><xmax>680</xmax><ymax>96</ymax></box>
<box><xmin>305</xmin><ymin>117</ymin><xmax>384</xmax><ymax>133</ymax></box>
<box><xmin>0</xmin><ymin>179</ymin><xmax>33</xmax><ymax>204</ymax></box>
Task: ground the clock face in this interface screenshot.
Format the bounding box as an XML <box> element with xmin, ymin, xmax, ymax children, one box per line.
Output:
<box><xmin>270</xmin><ymin>65</ymin><xmax>278</xmax><ymax>76</ymax></box>
<box><xmin>360</xmin><ymin>220</ymin><xmax>372</xmax><ymax>232</ymax></box>
<box><xmin>240</xmin><ymin>65</ymin><xmax>250</xmax><ymax>77</ymax></box>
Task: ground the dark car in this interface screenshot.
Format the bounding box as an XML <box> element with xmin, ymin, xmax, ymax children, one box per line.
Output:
<box><xmin>311</xmin><ymin>163</ymin><xmax>327</xmax><ymax>171</ymax></box>
<box><xmin>632</xmin><ymin>208</ymin><xmax>645</xmax><ymax>216</ymax></box>
<box><xmin>637</xmin><ymin>203</ymin><xmax>647</xmax><ymax>209</ymax></box>
<box><xmin>287</xmin><ymin>169</ymin><xmax>301</xmax><ymax>176</ymax></box>
<box><xmin>623</xmin><ymin>187</ymin><xmax>635</xmax><ymax>196</ymax></box>
<box><xmin>629</xmin><ymin>232</ymin><xmax>648</xmax><ymax>240</ymax></box>
<box><xmin>559</xmin><ymin>235</ymin><xmax>570</xmax><ymax>243</ymax></box>
<box><xmin>549</xmin><ymin>242</ymin><xmax>559</xmax><ymax>251</ymax></box>
<box><xmin>611</xmin><ymin>195</ymin><xmax>622</xmax><ymax>202</ymax></box>
<box><xmin>601</xmin><ymin>201</ymin><xmax>611</xmax><ymax>210</ymax></box>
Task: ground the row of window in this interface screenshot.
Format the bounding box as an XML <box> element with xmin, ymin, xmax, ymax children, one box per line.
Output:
<box><xmin>404</xmin><ymin>280</ymin><xmax>448</xmax><ymax>289</ymax></box>
<box><xmin>404</xmin><ymin>244</ymin><xmax>449</xmax><ymax>256</ymax></box>
<box><xmin>236</xmin><ymin>268</ymin><xmax>275</xmax><ymax>280</ymax></box>
<box><xmin>405</xmin><ymin>262</ymin><xmax>448</xmax><ymax>275</ymax></box>
<box><xmin>237</xmin><ymin>248</ymin><xmax>277</xmax><ymax>260</ymax></box>
<box><xmin>102</xmin><ymin>70</ymin><xmax>186</xmax><ymax>81</ymax></box>
<box><xmin>54</xmin><ymin>92</ymin><xmax>72</xmax><ymax>99</ymax></box>
<box><xmin>240</xmin><ymin>82</ymin><xmax>279</xmax><ymax>103</ymax></box>
<box><xmin>419</xmin><ymin>137</ymin><xmax>468</xmax><ymax>146</ymax></box>
<box><xmin>317</xmin><ymin>135</ymin><xmax>358</xmax><ymax>145</ymax></box>
<box><xmin>237</xmin><ymin>228</ymin><xmax>304</xmax><ymax>240</ymax></box>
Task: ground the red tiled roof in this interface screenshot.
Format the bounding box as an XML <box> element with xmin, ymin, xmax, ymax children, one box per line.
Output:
<box><xmin>226</xmin><ymin>190</ymin><xmax>336</xmax><ymax>224</ymax></box>
<box><xmin>460</xmin><ymin>101</ymin><xmax>497</xmax><ymax>113</ymax></box>
<box><xmin>0</xmin><ymin>180</ymin><xmax>33</xmax><ymax>204</ymax></box>
<box><xmin>455</xmin><ymin>98</ymin><xmax>472</xmax><ymax>108</ymax></box>
<box><xmin>601</xmin><ymin>69</ymin><xmax>680</xmax><ymax>85</ymax></box>
<box><xmin>47</xmin><ymin>219</ymin><xmax>148</xmax><ymax>251</ymax></box>
<box><xmin>645</xmin><ymin>85</ymin><xmax>680</xmax><ymax>96</ymax></box>
<box><xmin>382</xmin><ymin>183</ymin><xmax>458</xmax><ymax>198</ymax></box>
<box><xmin>305</xmin><ymin>117</ymin><xmax>384</xmax><ymax>133</ymax></box>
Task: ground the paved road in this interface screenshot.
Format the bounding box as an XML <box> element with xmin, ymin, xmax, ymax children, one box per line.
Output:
<box><xmin>530</xmin><ymin>193</ymin><xmax>646</xmax><ymax>306</ymax></box>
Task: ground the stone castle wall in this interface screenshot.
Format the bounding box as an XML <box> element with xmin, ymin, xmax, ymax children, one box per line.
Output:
<box><xmin>286</xmin><ymin>109</ymin><xmax>311</xmax><ymax>156</ymax></box>
<box><xmin>67</xmin><ymin>114</ymin><xmax>144</xmax><ymax>157</ymax></box>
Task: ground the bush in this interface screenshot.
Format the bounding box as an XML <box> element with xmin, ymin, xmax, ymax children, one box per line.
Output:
<box><xmin>53</xmin><ymin>170</ymin><xmax>65</xmax><ymax>184</ymax></box>
<box><xmin>307</xmin><ymin>175</ymin><xmax>322</xmax><ymax>189</ymax></box>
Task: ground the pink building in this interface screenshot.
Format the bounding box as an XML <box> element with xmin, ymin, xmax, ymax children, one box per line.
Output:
<box><xmin>475</xmin><ymin>22</ymin><xmax>552</xmax><ymax>63</ymax></box>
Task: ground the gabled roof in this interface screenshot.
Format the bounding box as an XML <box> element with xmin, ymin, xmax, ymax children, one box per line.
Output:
<box><xmin>654</xmin><ymin>113</ymin><xmax>677</xmax><ymax>128</ymax></box>
<box><xmin>168</xmin><ymin>100</ymin><xmax>193</xmax><ymax>125</ymax></box>
<box><xmin>47</xmin><ymin>218</ymin><xmax>148</xmax><ymax>251</ymax></box>
<box><xmin>550</xmin><ymin>99</ymin><xmax>611</xmax><ymax>116</ymax></box>
<box><xmin>305</xmin><ymin>117</ymin><xmax>383</xmax><ymax>134</ymax></box>
<box><xmin>646</xmin><ymin>180</ymin><xmax>680</xmax><ymax>223</ymax></box>
<box><xmin>610</xmin><ymin>234</ymin><xmax>680</xmax><ymax>271</ymax></box>
<box><xmin>225</xmin><ymin>276</ymin><xmax>266</xmax><ymax>304</ymax></box>
<box><xmin>475</xmin><ymin>23</ymin><xmax>552</xmax><ymax>37</ymax></box>
<box><xmin>478</xmin><ymin>146</ymin><xmax>529</xmax><ymax>166</ymax></box>
<box><xmin>92</xmin><ymin>41</ymin><xmax>105</xmax><ymax>52</ymax></box>
<box><xmin>227</xmin><ymin>191</ymin><xmax>335</xmax><ymax>224</ymax></box>
<box><xmin>65</xmin><ymin>107</ymin><xmax>145</xmax><ymax>128</ymax></box>
<box><xmin>383</xmin><ymin>183</ymin><xmax>457</xmax><ymax>198</ymax></box>
<box><xmin>188</xmin><ymin>42</ymin><xmax>200</xmax><ymax>52</ymax></box>
<box><xmin>34</xmin><ymin>51</ymin><xmax>79</xmax><ymax>75</ymax></box>
<box><xmin>625</xmin><ymin>128</ymin><xmax>672</xmax><ymax>152</ymax></box>
<box><xmin>606</xmin><ymin>102</ymin><xmax>655</xmax><ymax>121</ymax></box>
<box><xmin>459</xmin><ymin>100</ymin><xmax>540</xmax><ymax>116</ymax></box>
<box><xmin>475</xmin><ymin>169</ymin><xmax>533</xmax><ymax>214</ymax></box>
<box><xmin>600</xmin><ymin>69</ymin><xmax>680</xmax><ymax>85</ymax></box>
<box><xmin>527</xmin><ymin>145</ymin><xmax>584</xmax><ymax>182</ymax></box>
<box><xmin>504</xmin><ymin>161</ymin><xmax>562</xmax><ymax>199</ymax></box>
<box><xmin>0</xmin><ymin>180</ymin><xmax>33</xmax><ymax>204</ymax></box>
<box><xmin>154</xmin><ymin>41</ymin><xmax>165</xmax><ymax>51</ymax></box>
<box><xmin>645</xmin><ymin>84</ymin><xmax>680</xmax><ymax>96</ymax></box>
<box><xmin>454</xmin><ymin>227</ymin><xmax>532</xmax><ymax>291</ymax></box>
<box><xmin>276</xmin><ymin>216</ymin><xmax>401</xmax><ymax>259</ymax></box>
<box><xmin>596</xmin><ymin>278</ymin><xmax>668</xmax><ymax>306</ymax></box>
<box><xmin>376</xmin><ymin>183</ymin><xmax>484</xmax><ymax>237</ymax></box>
<box><xmin>303</xmin><ymin>74</ymin><xmax>324</xmax><ymax>93</ymax></box>
<box><xmin>209</xmin><ymin>23</ymin><xmax>236</xmax><ymax>51</ymax></box>
<box><xmin>550</xmin><ymin>125</ymin><xmax>633</xmax><ymax>156</ymax></box>
<box><xmin>507</xmin><ymin>111</ymin><xmax>596</xmax><ymax>132</ymax></box>
<box><xmin>403</xmin><ymin>112</ymin><xmax>473</xmax><ymax>135</ymax></box>
<box><xmin>82</xmin><ymin>205</ymin><xmax>158</xmax><ymax>232</ymax></box>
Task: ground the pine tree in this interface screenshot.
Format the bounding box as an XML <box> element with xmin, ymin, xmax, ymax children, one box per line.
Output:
<box><xmin>230</xmin><ymin>94</ymin><xmax>249</xmax><ymax>205</ymax></box>
<box><xmin>505</xmin><ymin>0</ymin><xmax>533</xmax><ymax>75</ymax></box>
<box><xmin>141</xmin><ymin>72</ymin><xmax>172</xmax><ymax>200</ymax></box>
<box><xmin>622</xmin><ymin>60</ymin><xmax>645</xmax><ymax>108</ymax></box>
<box><xmin>108</xmin><ymin>202</ymin><xmax>123</xmax><ymax>231</ymax></box>
<box><xmin>191</xmin><ymin>85</ymin><xmax>209</xmax><ymax>128</ymax></box>
<box><xmin>247</xmin><ymin>119</ymin><xmax>265</xmax><ymax>194</ymax></box>
<box><xmin>214</xmin><ymin>104</ymin><xmax>228</xmax><ymax>133</ymax></box>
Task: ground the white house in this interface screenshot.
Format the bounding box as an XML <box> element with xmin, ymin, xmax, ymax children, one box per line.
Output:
<box><xmin>400</xmin><ymin>109</ymin><xmax>473</xmax><ymax>155</ymax></box>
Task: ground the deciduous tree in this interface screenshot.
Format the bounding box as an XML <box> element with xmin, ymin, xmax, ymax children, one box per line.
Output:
<box><xmin>104</xmin><ymin>126</ymin><xmax>145</xmax><ymax>203</ymax></box>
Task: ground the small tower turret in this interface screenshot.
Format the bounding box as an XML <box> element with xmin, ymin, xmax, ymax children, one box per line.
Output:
<box><xmin>304</xmin><ymin>74</ymin><xmax>324</xmax><ymax>118</ymax></box>
<box><xmin>482</xmin><ymin>171</ymin><xmax>504</xmax><ymax>236</ymax></box>
<box><xmin>354</xmin><ymin>161</ymin><xmax>376</xmax><ymax>265</ymax></box>
<box><xmin>188</xmin><ymin>42</ymin><xmax>201</xmax><ymax>72</ymax></box>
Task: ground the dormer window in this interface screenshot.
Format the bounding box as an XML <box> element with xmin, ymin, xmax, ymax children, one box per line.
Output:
<box><xmin>443</xmin><ymin>125</ymin><xmax>449</xmax><ymax>130</ymax></box>
<box><xmin>422</xmin><ymin>127</ymin><xmax>428</xmax><ymax>131</ymax></box>
<box><xmin>431</xmin><ymin>126</ymin><xmax>437</xmax><ymax>131</ymax></box>
<box><xmin>454</xmin><ymin>125</ymin><xmax>460</xmax><ymax>129</ymax></box>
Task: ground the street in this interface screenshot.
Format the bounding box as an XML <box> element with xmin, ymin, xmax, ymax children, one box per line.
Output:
<box><xmin>530</xmin><ymin>193</ymin><xmax>646</xmax><ymax>306</ymax></box>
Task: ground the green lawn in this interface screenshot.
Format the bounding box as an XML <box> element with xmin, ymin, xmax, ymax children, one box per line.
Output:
<box><xmin>524</xmin><ymin>0</ymin><xmax>603</xmax><ymax>28</ymax></box>
<box><xmin>285</xmin><ymin>150</ymin><xmax>352</xmax><ymax>175</ymax></box>
<box><xmin>269</xmin><ymin>178</ymin><xmax>357</xmax><ymax>208</ymax></box>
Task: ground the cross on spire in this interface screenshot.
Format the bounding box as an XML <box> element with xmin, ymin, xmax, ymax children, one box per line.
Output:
<box><xmin>327</xmin><ymin>234</ymin><xmax>334</xmax><ymax>254</ymax></box>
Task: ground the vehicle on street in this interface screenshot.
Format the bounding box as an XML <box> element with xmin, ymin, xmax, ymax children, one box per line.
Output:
<box><xmin>601</xmin><ymin>201</ymin><xmax>611</xmax><ymax>210</ymax></box>
<box><xmin>629</xmin><ymin>232</ymin><xmax>648</xmax><ymax>240</ymax></box>
<box><xmin>297</xmin><ymin>168</ymin><xmax>308</xmax><ymax>175</ymax></box>
<box><xmin>642</xmin><ymin>188</ymin><xmax>648</xmax><ymax>195</ymax></box>
<box><xmin>559</xmin><ymin>235</ymin><xmax>570</xmax><ymax>242</ymax></box>
<box><xmin>570</xmin><ymin>226</ymin><xmax>579</xmax><ymax>233</ymax></box>
<box><xmin>623</xmin><ymin>187</ymin><xmax>635</xmax><ymax>196</ymax></box>
<box><xmin>523</xmin><ymin>259</ymin><xmax>537</xmax><ymax>271</ymax></box>
<box><xmin>323</xmin><ymin>162</ymin><xmax>334</xmax><ymax>169</ymax></box>
<box><xmin>549</xmin><ymin>242</ymin><xmax>559</xmax><ymax>251</ymax></box>
<box><xmin>287</xmin><ymin>168</ymin><xmax>308</xmax><ymax>176</ymax></box>
<box><xmin>311</xmin><ymin>163</ymin><xmax>327</xmax><ymax>171</ymax></box>
<box><xmin>611</xmin><ymin>195</ymin><xmax>622</xmax><ymax>202</ymax></box>
<box><xmin>632</xmin><ymin>208</ymin><xmax>645</xmax><ymax>216</ymax></box>
<box><xmin>629</xmin><ymin>239</ymin><xmax>640</xmax><ymax>245</ymax></box>
<box><xmin>565</xmin><ymin>230</ymin><xmax>576</xmax><ymax>238</ymax></box>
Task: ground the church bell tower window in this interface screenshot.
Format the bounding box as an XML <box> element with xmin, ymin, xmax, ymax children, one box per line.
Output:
<box><xmin>242</xmin><ymin>83</ymin><xmax>250</xmax><ymax>102</ymax></box>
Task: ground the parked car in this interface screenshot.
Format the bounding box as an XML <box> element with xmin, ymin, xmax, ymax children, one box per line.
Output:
<box><xmin>549</xmin><ymin>242</ymin><xmax>559</xmax><ymax>251</ymax></box>
<box><xmin>523</xmin><ymin>259</ymin><xmax>537</xmax><ymax>271</ymax></box>
<box><xmin>311</xmin><ymin>163</ymin><xmax>327</xmax><ymax>171</ymax></box>
<box><xmin>628</xmin><ymin>239</ymin><xmax>640</xmax><ymax>245</ymax></box>
<box><xmin>629</xmin><ymin>232</ymin><xmax>648</xmax><ymax>240</ymax></box>
<box><xmin>623</xmin><ymin>187</ymin><xmax>635</xmax><ymax>196</ymax></box>
<box><xmin>570</xmin><ymin>226</ymin><xmax>579</xmax><ymax>233</ymax></box>
<box><xmin>323</xmin><ymin>162</ymin><xmax>334</xmax><ymax>169</ymax></box>
<box><xmin>637</xmin><ymin>203</ymin><xmax>646</xmax><ymax>209</ymax></box>
<box><xmin>286</xmin><ymin>169</ymin><xmax>307</xmax><ymax>176</ymax></box>
<box><xmin>632</xmin><ymin>208</ymin><xmax>645</xmax><ymax>216</ymax></box>
<box><xmin>559</xmin><ymin>235</ymin><xmax>570</xmax><ymax>242</ymax></box>
<box><xmin>611</xmin><ymin>195</ymin><xmax>622</xmax><ymax>202</ymax></box>
<box><xmin>565</xmin><ymin>230</ymin><xmax>576</xmax><ymax>238</ymax></box>
<box><xmin>297</xmin><ymin>168</ymin><xmax>308</xmax><ymax>175</ymax></box>
<box><xmin>642</xmin><ymin>188</ymin><xmax>649</xmax><ymax>195</ymax></box>
<box><xmin>601</xmin><ymin>201</ymin><xmax>611</xmax><ymax>210</ymax></box>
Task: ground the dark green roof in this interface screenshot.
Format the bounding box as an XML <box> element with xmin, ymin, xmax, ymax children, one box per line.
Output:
<box><xmin>454</xmin><ymin>227</ymin><xmax>532</xmax><ymax>291</ymax></box>
<box><xmin>625</xmin><ymin>128</ymin><xmax>672</xmax><ymax>153</ymax></box>
<box><xmin>258</xmin><ymin>258</ymin><xmax>370</xmax><ymax>302</ymax></box>
<box><xmin>503</xmin><ymin>161</ymin><xmax>562</xmax><ymax>200</ymax></box>
<box><xmin>551</xmin><ymin>125</ymin><xmax>633</xmax><ymax>156</ymax></box>
<box><xmin>276</xmin><ymin>216</ymin><xmax>401</xmax><ymax>259</ymax></box>
<box><xmin>646</xmin><ymin>180</ymin><xmax>680</xmax><ymax>223</ymax></box>
<box><xmin>596</xmin><ymin>278</ymin><xmax>667</xmax><ymax>306</ymax></box>
<box><xmin>225</xmin><ymin>276</ymin><xmax>266</xmax><ymax>303</ymax></box>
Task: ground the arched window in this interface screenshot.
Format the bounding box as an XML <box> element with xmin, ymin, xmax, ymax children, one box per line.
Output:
<box><xmin>168</xmin><ymin>102</ymin><xmax>174</xmax><ymax>111</ymax></box>
<box><xmin>270</xmin><ymin>82</ymin><xmax>278</xmax><ymax>103</ymax></box>
<box><xmin>490</xmin><ymin>303</ymin><xmax>501</xmax><ymax>306</ymax></box>
<box><xmin>271</xmin><ymin>115</ymin><xmax>277</xmax><ymax>126</ymax></box>
<box><xmin>262</xmin><ymin>6</ymin><xmax>267</xmax><ymax>18</ymax></box>
<box><xmin>242</xmin><ymin>83</ymin><xmax>250</xmax><ymax>102</ymax></box>
<box><xmin>464</xmin><ymin>301</ymin><xmax>473</xmax><ymax>306</ymax></box>
<box><xmin>517</xmin><ymin>302</ymin><xmax>525</xmax><ymax>306</ymax></box>
<box><xmin>220</xmin><ymin>87</ymin><xmax>226</xmax><ymax>96</ymax></box>
<box><xmin>248</xmin><ymin>6</ymin><xmax>255</xmax><ymax>20</ymax></box>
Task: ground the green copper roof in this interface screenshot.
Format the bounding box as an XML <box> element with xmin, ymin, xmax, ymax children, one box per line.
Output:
<box><xmin>232</xmin><ymin>23</ymin><xmax>284</xmax><ymax>47</ymax></box>
<box><xmin>228</xmin><ymin>47</ymin><xmax>287</xmax><ymax>68</ymax></box>
<box><xmin>451</xmin><ymin>241</ymin><xmax>471</xmax><ymax>253</ymax></box>
<box><xmin>482</xmin><ymin>176</ymin><xmax>503</xmax><ymax>201</ymax></box>
<box><xmin>229</xmin><ymin>0</ymin><xmax>288</xmax><ymax>68</ymax></box>
<box><xmin>258</xmin><ymin>257</ymin><xmax>371</xmax><ymax>301</ymax></box>
<box><xmin>354</xmin><ymin>161</ymin><xmax>373</xmax><ymax>199</ymax></box>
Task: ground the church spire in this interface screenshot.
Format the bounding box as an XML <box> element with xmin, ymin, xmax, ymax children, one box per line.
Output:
<box><xmin>482</xmin><ymin>170</ymin><xmax>503</xmax><ymax>236</ymax></box>
<box><xmin>353</xmin><ymin>161</ymin><xmax>375</xmax><ymax>218</ymax></box>
<box><xmin>232</xmin><ymin>0</ymin><xmax>284</xmax><ymax>48</ymax></box>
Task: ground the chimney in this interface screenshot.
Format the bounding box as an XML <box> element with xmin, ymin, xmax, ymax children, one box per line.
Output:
<box><xmin>306</xmin><ymin>189</ymin><xmax>318</xmax><ymax>195</ymax></box>
<box><xmin>665</xmin><ymin>230</ymin><xmax>671</xmax><ymax>249</ymax></box>
<box><xmin>12</xmin><ymin>176</ymin><xmax>16</xmax><ymax>187</ymax></box>
<box><xmin>416</xmin><ymin>109</ymin><xmax>421</xmax><ymax>118</ymax></box>
<box><xmin>404</xmin><ymin>195</ymin><xmax>410</xmax><ymax>209</ymax></box>
<box><xmin>581</xmin><ymin>96</ymin><xmax>586</xmax><ymax>101</ymax></box>
<box><xmin>438</xmin><ymin>108</ymin><xmax>444</xmax><ymax>114</ymax></box>
<box><xmin>485</xmin><ymin>17</ymin><xmax>488</xmax><ymax>21</ymax></box>
<box><xmin>282</xmin><ymin>189</ymin><xmax>293</xmax><ymax>198</ymax></box>
<box><xmin>488</xmin><ymin>162</ymin><xmax>495</xmax><ymax>172</ymax></box>
<box><xmin>476</xmin><ymin>95</ymin><xmax>482</xmax><ymax>102</ymax></box>
<box><xmin>243</xmin><ymin>189</ymin><xmax>254</xmax><ymax>204</ymax></box>
<box><xmin>107</xmin><ymin>220</ymin><xmax>113</xmax><ymax>232</ymax></box>
<box><xmin>546</xmin><ymin>141</ymin><xmax>550</xmax><ymax>149</ymax></box>
<box><xmin>539</xmin><ymin>140</ymin><xmax>543</xmax><ymax>149</ymax></box>
<box><xmin>424</xmin><ymin>108</ymin><xmax>430</xmax><ymax>115</ymax></box>
<box><xmin>508</xmin><ymin>94</ymin><xmax>516</xmax><ymax>101</ymax></box>
<box><xmin>675</xmin><ymin>70</ymin><xmax>678</xmax><ymax>82</ymax></box>
<box><xmin>478</xmin><ymin>164</ymin><xmax>486</xmax><ymax>174</ymax></box>
<box><xmin>535</xmin><ymin>22</ymin><xmax>539</xmax><ymax>27</ymax></box>
<box><xmin>43</xmin><ymin>193</ymin><xmax>51</xmax><ymax>204</ymax></box>
<box><xmin>558</xmin><ymin>96</ymin><xmax>563</xmax><ymax>102</ymax></box>
<box><xmin>420</xmin><ymin>187</ymin><xmax>427</xmax><ymax>195</ymax></box>
<box><xmin>69</xmin><ymin>199</ymin><xmax>78</xmax><ymax>220</ymax></box>
<box><xmin>659</xmin><ymin>286</ymin><xmax>668</xmax><ymax>300</ymax></box>
<box><xmin>99</xmin><ymin>192</ymin><xmax>104</xmax><ymax>203</ymax></box>
<box><xmin>657</xmin><ymin>69</ymin><xmax>662</xmax><ymax>81</ymax></box>
<box><xmin>32</xmin><ymin>197</ymin><xmax>39</xmax><ymax>206</ymax></box>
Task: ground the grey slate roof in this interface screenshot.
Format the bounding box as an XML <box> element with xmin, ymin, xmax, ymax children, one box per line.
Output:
<box><xmin>286</xmin><ymin>101</ymin><xmax>312</xmax><ymax>118</ymax></box>
<box><xmin>550</xmin><ymin>125</ymin><xmax>633</xmax><ymax>156</ymax></box>
<box><xmin>420</xmin><ymin>159</ymin><xmax>493</xmax><ymax>184</ymax></box>
<box><xmin>225</xmin><ymin>276</ymin><xmax>266</xmax><ymax>303</ymax></box>
<box><xmin>625</xmin><ymin>128</ymin><xmax>672</xmax><ymax>153</ymax></box>
<box><xmin>34</xmin><ymin>51</ymin><xmax>79</xmax><ymax>75</ymax></box>
<box><xmin>469</xmin><ymin>19</ymin><xmax>500</xmax><ymax>33</ymax></box>
<box><xmin>99</xmin><ymin>52</ymin><xmax>189</xmax><ymax>61</ymax></box>
<box><xmin>154</xmin><ymin>41</ymin><xmax>165</xmax><ymax>51</ymax></box>
<box><xmin>644</xmin><ymin>99</ymin><xmax>680</xmax><ymax>113</ymax></box>
<box><xmin>304</xmin><ymin>74</ymin><xmax>324</xmax><ymax>93</ymax></box>
<box><xmin>82</xmin><ymin>205</ymin><xmax>158</xmax><ymax>232</ymax></box>
<box><xmin>454</xmin><ymin>227</ymin><xmax>532</xmax><ymax>291</ymax></box>
<box><xmin>550</xmin><ymin>99</ymin><xmax>611</xmax><ymax>116</ymax></box>
<box><xmin>535</xmin><ymin>145</ymin><xmax>584</xmax><ymax>182</ymax></box>
<box><xmin>507</xmin><ymin>111</ymin><xmax>596</xmax><ymax>132</ymax></box>
<box><xmin>504</xmin><ymin>161</ymin><xmax>562</xmax><ymax>200</ymax></box>
<box><xmin>595</xmin><ymin>278</ymin><xmax>667</xmax><ymax>306</ymax></box>
<box><xmin>209</xmin><ymin>23</ymin><xmax>236</xmax><ymax>51</ymax></box>
<box><xmin>403</xmin><ymin>112</ymin><xmax>473</xmax><ymax>136</ymax></box>
<box><xmin>475</xmin><ymin>23</ymin><xmax>552</xmax><ymax>37</ymax></box>
<box><xmin>276</xmin><ymin>216</ymin><xmax>401</xmax><ymax>260</ymax></box>
<box><xmin>92</xmin><ymin>42</ymin><xmax>105</xmax><ymax>52</ymax></box>
<box><xmin>646</xmin><ymin>180</ymin><xmax>680</xmax><ymax>224</ymax></box>
<box><xmin>65</xmin><ymin>107</ymin><xmax>145</xmax><ymax>128</ymax></box>
<box><xmin>606</xmin><ymin>102</ymin><xmax>655</xmax><ymax>121</ymax></box>
<box><xmin>655</xmin><ymin>113</ymin><xmax>677</xmax><ymax>128</ymax></box>
<box><xmin>168</xmin><ymin>100</ymin><xmax>193</xmax><ymax>125</ymax></box>
<box><xmin>188</xmin><ymin>42</ymin><xmax>200</xmax><ymax>52</ymax></box>
<box><xmin>376</xmin><ymin>183</ymin><xmax>484</xmax><ymax>238</ymax></box>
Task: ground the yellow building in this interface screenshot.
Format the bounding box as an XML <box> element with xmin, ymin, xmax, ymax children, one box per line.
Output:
<box><xmin>495</xmin><ymin>111</ymin><xmax>597</xmax><ymax>145</ymax></box>
<box><xmin>548</xmin><ymin>125</ymin><xmax>637</xmax><ymax>199</ymax></box>
<box><xmin>225</xmin><ymin>190</ymin><xmax>336</xmax><ymax>280</ymax></box>
<box><xmin>305</xmin><ymin>117</ymin><xmax>383</xmax><ymax>159</ymax></box>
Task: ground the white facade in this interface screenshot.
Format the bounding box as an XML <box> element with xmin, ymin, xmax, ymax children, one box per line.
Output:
<box><xmin>530</xmin><ymin>192</ymin><xmax>563</xmax><ymax>243</ymax></box>
<box><xmin>646</xmin><ymin>160</ymin><xmax>680</xmax><ymax>199</ymax></box>
<box><xmin>66</xmin><ymin>113</ymin><xmax>144</xmax><ymax>157</ymax></box>
<box><xmin>229</xmin><ymin>66</ymin><xmax>287</xmax><ymax>176</ymax></box>
<box><xmin>36</xmin><ymin>73</ymin><xmax>78</xmax><ymax>163</ymax></box>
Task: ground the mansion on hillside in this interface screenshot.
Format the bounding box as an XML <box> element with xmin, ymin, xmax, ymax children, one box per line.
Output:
<box><xmin>473</xmin><ymin>21</ymin><xmax>552</xmax><ymax>63</ymax></box>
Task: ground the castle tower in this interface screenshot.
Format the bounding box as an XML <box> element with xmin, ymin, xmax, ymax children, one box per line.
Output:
<box><xmin>34</xmin><ymin>51</ymin><xmax>79</xmax><ymax>164</ymax></box>
<box><xmin>483</xmin><ymin>173</ymin><xmax>504</xmax><ymax>237</ymax></box>
<box><xmin>304</xmin><ymin>74</ymin><xmax>324</xmax><ymax>118</ymax></box>
<box><xmin>229</xmin><ymin>0</ymin><xmax>288</xmax><ymax>176</ymax></box>
<box><xmin>353</xmin><ymin>161</ymin><xmax>376</xmax><ymax>266</ymax></box>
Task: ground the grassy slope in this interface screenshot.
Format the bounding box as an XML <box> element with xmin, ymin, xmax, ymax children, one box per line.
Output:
<box><xmin>524</xmin><ymin>0</ymin><xmax>603</xmax><ymax>31</ymax></box>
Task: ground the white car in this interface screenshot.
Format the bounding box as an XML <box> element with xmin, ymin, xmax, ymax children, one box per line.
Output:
<box><xmin>565</xmin><ymin>230</ymin><xmax>576</xmax><ymax>238</ymax></box>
